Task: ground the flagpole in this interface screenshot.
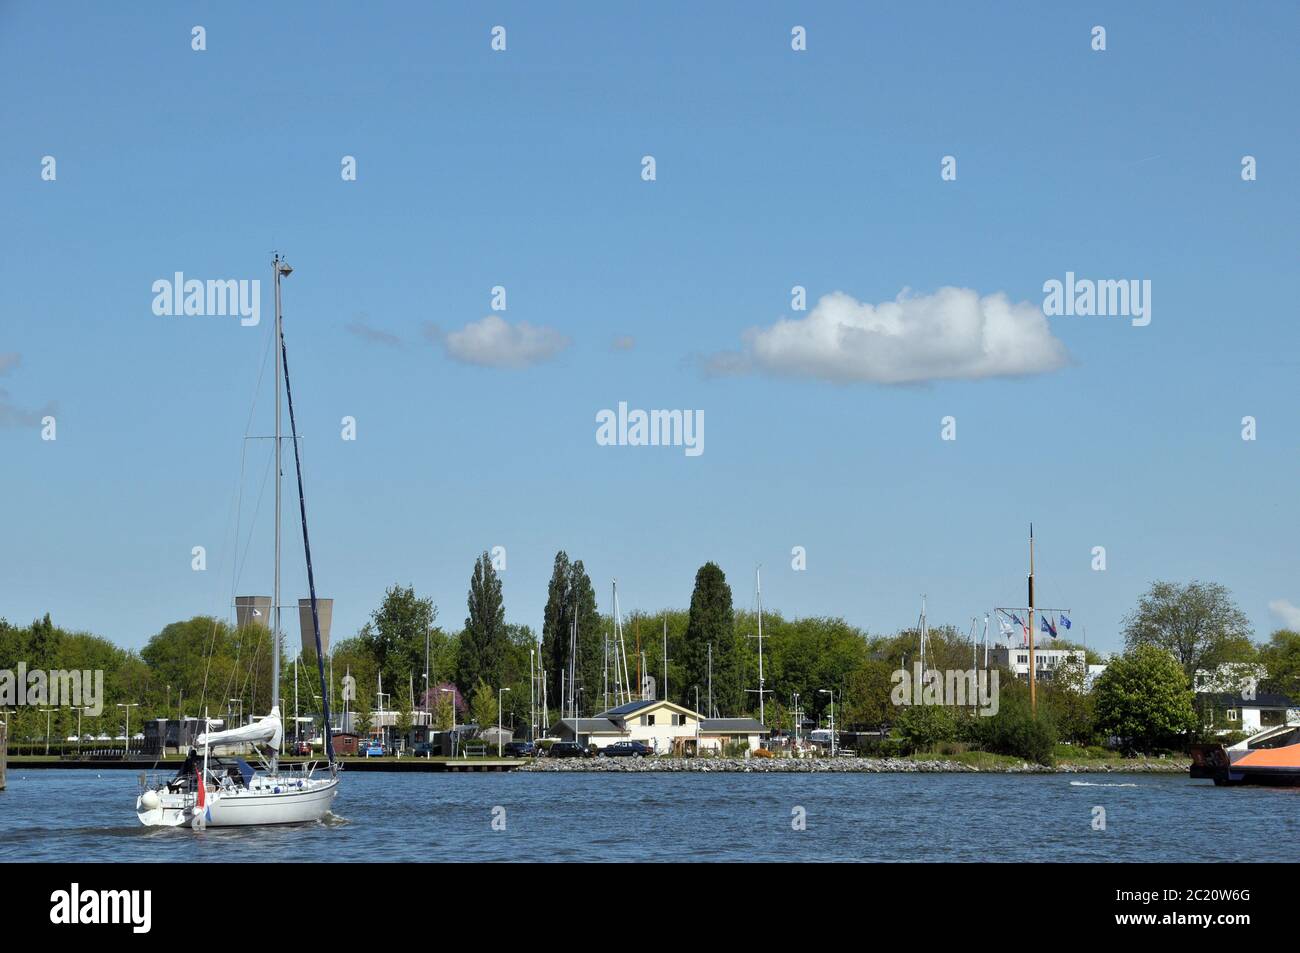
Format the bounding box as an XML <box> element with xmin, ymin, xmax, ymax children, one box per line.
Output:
<box><xmin>1028</xmin><ymin>523</ymin><xmax>1036</xmax><ymax>715</ymax></box>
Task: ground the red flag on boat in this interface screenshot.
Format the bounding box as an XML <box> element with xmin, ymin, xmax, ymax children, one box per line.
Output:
<box><xmin>196</xmin><ymin>764</ymin><xmax>206</xmax><ymax>809</ymax></box>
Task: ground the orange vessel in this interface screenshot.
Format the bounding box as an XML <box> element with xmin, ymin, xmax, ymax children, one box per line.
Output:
<box><xmin>1191</xmin><ymin>723</ymin><xmax>1300</xmax><ymax>785</ymax></box>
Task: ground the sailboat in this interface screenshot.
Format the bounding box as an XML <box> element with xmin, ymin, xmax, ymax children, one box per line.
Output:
<box><xmin>137</xmin><ymin>255</ymin><xmax>340</xmax><ymax>828</ymax></box>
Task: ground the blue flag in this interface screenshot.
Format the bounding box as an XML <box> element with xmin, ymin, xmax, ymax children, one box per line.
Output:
<box><xmin>1040</xmin><ymin>616</ymin><xmax>1057</xmax><ymax>637</ymax></box>
<box><xmin>1059</xmin><ymin>612</ymin><xmax>1072</xmax><ymax>630</ymax></box>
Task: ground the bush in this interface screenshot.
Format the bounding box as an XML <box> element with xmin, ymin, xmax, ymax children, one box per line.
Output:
<box><xmin>965</xmin><ymin>680</ymin><xmax>1057</xmax><ymax>765</ymax></box>
<box><xmin>894</xmin><ymin>705</ymin><xmax>959</xmax><ymax>754</ymax></box>
<box><xmin>853</xmin><ymin>736</ymin><xmax>906</xmax><ymax>757</ymax></box>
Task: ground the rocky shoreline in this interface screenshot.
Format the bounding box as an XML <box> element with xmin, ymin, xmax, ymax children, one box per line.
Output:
<box><xmin>519</xmin><ymin>756</ymin><xmax>1191</xmax><ymax>774</ymax></box>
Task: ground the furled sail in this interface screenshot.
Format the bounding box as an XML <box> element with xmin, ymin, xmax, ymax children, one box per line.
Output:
<box><xmin>197</xmin><ymin>706</ymin><xmax>283</xmax><ymax>751</ymax></box>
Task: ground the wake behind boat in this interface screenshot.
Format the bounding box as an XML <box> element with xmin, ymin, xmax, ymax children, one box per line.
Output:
<box><xmin>137</xmin><ymin>255</ymin><xmax>340</xmax><ymax>828</ymax></box>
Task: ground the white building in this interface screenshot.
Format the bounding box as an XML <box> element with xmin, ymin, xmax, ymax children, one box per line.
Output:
<box><xmin>988</xmin><ymin>645</ymin><xmax>1086</xmax><ymax>682</ymax></box>
<box><xmin>1198</xmin><ymin>692</ymin><xmax>1300</xmax><ymax>735</ymax></box>
<box><xmin>550</xmin><ymin>699</ymin><xmax>768</xmax><ymax>754</ymax></box>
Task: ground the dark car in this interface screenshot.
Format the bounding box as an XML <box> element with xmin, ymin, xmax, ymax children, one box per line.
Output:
<box><xmin>547</xmin><ymin>741</ymin><xmax>592</xmax><ymax>758</ymax></box>
<box><xmin>602</xmin><ymin>741</ymin><xmax>653</xmax><ymax>758</ymax></box>
<box><xmin>411</xmin><ymin>742</ymin><xmax>435</xmax><ymax>758</ymax></box>
<box><xmin>502</xmin><ymin>740</ymin><xmax>536</xmax><ymax>758</ymax></box>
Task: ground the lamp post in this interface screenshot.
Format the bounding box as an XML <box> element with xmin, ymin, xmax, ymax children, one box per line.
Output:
<box><xmin>792</xmin><ymin>692</ymin><xmax>800</xmax><ymax>753</ymax></box>
<box><xmin>438</xmin><ymin>687</ymin><xmax>456</xmax><ymax>756</ymax></box>
<box><xmin>819</xmin><ymin>688</ymin><xmax>835</xmax><ymax>757</ymax></box>
<box><xmin>498</xmin><ymin>687</ymin><xmax>511</xmax><ymax>757</ymax></box>
<box><xmin>117</xmin><ymin>702</ymin><xmax>139</xmax><ymax>758</ymax></box>
<box><xmin>74</xmin><ymin>706</ymin><xmax>86</xmax><ymax>757</ymax></box>
<box><xmin>38</xmin><ymin>708</ymin><xmax>54</xmax><ymax>756</ymax></box>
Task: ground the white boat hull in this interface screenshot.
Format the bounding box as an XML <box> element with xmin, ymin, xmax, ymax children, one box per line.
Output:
<box><xmin>137</xmin><ymin>774</ymin><xmax>339</xmax><ymax>828</ymax></box>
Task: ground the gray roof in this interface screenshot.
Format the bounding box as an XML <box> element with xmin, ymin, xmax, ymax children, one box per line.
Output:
<box><xmin>551</xmin><ymin>717</ymin><xmax>621</xmax><ymax>734</ymax></box>
<box><xmin>700</xmin><ymin>718</ymin><xmax>767</xmax><ymax>733</ymax></box>
<box><xmin>599</xmin><ymin>700</ymin><xmax>659</xmax><ymax>717</ymax></box>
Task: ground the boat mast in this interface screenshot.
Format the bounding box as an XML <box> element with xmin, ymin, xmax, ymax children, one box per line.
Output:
<box><xmin>756</xmin><ymin>567</ymin><xmax>765</xmax><ymax>726</ymax></box>
<box><xmin>919</xmin><ymin>595</ymin><xmax>927</xmax><ymax>677</ymax></box>
<box><xmin>272</xmin><ymin>253</ymin><xmax>286</xmax><ymax>771</ymax></box>
<box><xmin>1028</xmin><ymin>523</ymin><xmax>1037</xmax><ymax>714</ymax></box>
<box><xmin>277</xmin><ymin>254</ymin><xmax>336</xmax><ymax>768</ymax></box>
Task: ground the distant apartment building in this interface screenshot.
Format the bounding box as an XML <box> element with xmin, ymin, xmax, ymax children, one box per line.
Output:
<box><xmin>987</xmin><ymin>645</ymin><xmax>1086</xmax><ymax>683</ymax></box>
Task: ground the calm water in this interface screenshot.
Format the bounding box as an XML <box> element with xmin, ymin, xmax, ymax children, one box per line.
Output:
<box><xmin>1</xmin><ymin>768</ymin><xmax>1297</xmax><ymax>862</ymax></box>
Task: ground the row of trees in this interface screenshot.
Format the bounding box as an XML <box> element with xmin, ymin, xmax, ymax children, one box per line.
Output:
<box><xmin>3</xmin><ymin>566</ymin><xmax>1298</xmax><ymax>756</ymax></box>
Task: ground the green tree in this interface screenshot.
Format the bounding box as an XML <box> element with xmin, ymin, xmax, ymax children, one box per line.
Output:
<box><xmin>842</xmin><ymin>659</ymin><xmax>896</xmax><ymax>729</ymax></box>
<box><xmin>1042</xmin><ymin>656</ymin><xmax>1097</xmax><ymax>745</ymax></box>
<box><xmin>461</xmin><ymin>552</ymin><xmax>507</xmax><ymax>693</ymax></box>
<box><xmin>432</xmin><ymin>693</ymin><xmax>454</xmax><ymax>731</ymax></box>
<box><xmin>1122</xmin><ymin>581</ymin><xmax>1253</xmax><ymax>680</ymax></box>
<box><xmin>469</xmin><ymin>679</ymin><xmax>498</xmax><ymax>729</ymax></box>
<box><xmin>539</xmin><ymin>552</ymin><xmax>603</xmax><ymax>715</ymax></box>
<box><xmin>540</xmin><ymin>551</ymin><xmax>573</xmax><ymax>706</ymax></box>
<box><xmin>1094</xmin><ymin>645</ymin><xmax>1197</xmax><ymax>753</ymax></box>
<box><xmin>362</xmin><ymin>584</ymin><xmax>437</xmax><ymax>689</ymax></box>
<box><xmin>679</xmin><ymin>563</ymin><xmax>738</xmax><ymax>715</ymax></box>
<box><xmin>1260</xmin><ymin>630</ymin><xmax>1300</xmax><ymax>699</ymax></box>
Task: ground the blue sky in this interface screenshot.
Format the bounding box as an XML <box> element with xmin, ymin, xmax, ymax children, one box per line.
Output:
<box><xmin>2</xmin><ymin>2</ymin><xmax>1297</xmax><ymax>655</ymax></box>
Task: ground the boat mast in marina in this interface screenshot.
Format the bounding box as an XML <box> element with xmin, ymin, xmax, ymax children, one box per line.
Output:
<box><xmin>272</xmin><ymin>254</ymin><xmax>284</xmax><ymax>770</ymax></box>
<box><xmin>746</xmin><ymin>567</ymin><xmax>769</xmax><ymax>725</ymax></box>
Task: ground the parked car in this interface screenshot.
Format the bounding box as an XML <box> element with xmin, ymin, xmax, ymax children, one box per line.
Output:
<box><xmin>601</xmin><ymin>741</ymin><xmax>653</xmax><ymax>758</ymax></box>
<box><xmin>502</xmin><ymin>740</ymin><xmax>536</xmax><ymax>758</ymax></box>
<box><xmin>291</xmin><ymin>740</ymin><xmax>312</xmax><ymax>756</ymax></box>
<box><xmin>359</xmin><ymin>740</ymin><xmax>387</xmax><ymax>758</ymax></box>
<box><xmin>547</xmin><ymin>741</ymin><xmax>592</xmax><ymax>758</ymax></box>
<box><xmin>411</xmin><ymin>742</ymin><xmax>435</xmax><ymax>758</ymax></box>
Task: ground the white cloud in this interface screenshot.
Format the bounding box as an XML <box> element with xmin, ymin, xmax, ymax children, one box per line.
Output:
<box><xmin>1269</xmin><ymin>599</ymin><xmax>1300</xmax><ymax>630</ymax></box>
<box><xmin>433</xmin><ymin>315</ymin><xmax>570</xmax><ymax>368</ymax></box>
<box><xmin>712</xmin><ymin>287</ymin><xmax>1069</xmax><ymax>384</ymax></box>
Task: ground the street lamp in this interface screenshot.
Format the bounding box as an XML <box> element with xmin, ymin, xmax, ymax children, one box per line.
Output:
<box><xmin>117</xmin><ymin>702</ymin><xmax>140</xmax><ymax>758</ymax></box>
<box><xmin>73</xmin><ymin>706</ymin><xmax>86</xmax><ymax>757</ymax></box>
<box><xmin>498</xmin><ymin>687</ymin><xmax>511</xmax><ymax>757</ymax></box>
<box><xmin>38</xmin><ymin>708</ymin><xmax>54</xmax><ymax>756</ymax></box>
<box><xmin>818</xmin><ymin>689</ymin><xmax>835</xmax><ymax>757</ymax></box>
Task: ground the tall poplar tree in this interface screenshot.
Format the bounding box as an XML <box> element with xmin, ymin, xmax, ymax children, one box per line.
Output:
<box><xmin>679</xmin><ymin>562</ymin><xmax>739</xmax><ymax>715</ymax></box>
<box><xmin>461</xmin><ymin>551</ymin><xmax>507</xmax><ymax>693</ymax></box>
